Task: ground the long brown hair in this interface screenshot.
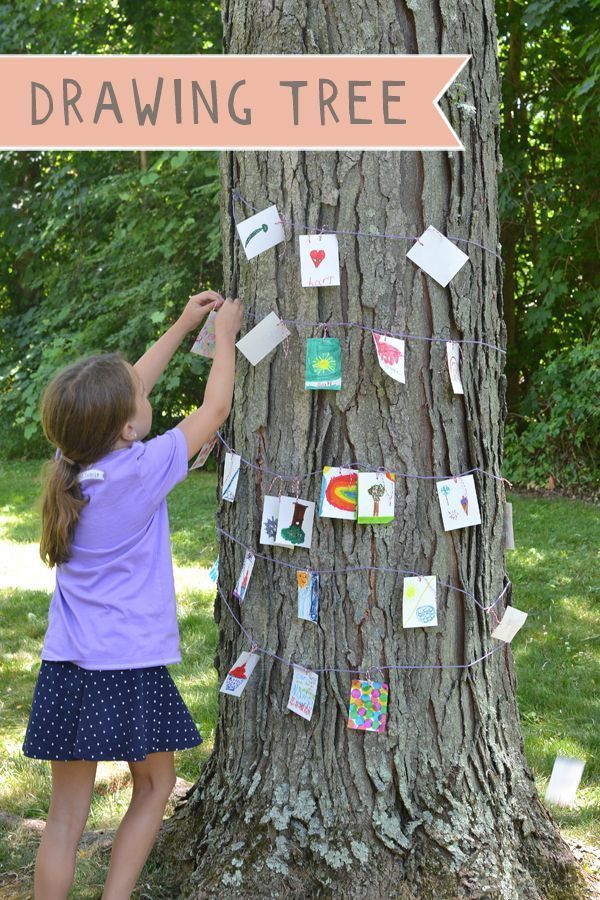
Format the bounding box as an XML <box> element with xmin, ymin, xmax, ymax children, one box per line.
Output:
<box><xmin>39</xmin><ymin>353</ymin><xmax>138</xmax><ymax>567</ymax></box>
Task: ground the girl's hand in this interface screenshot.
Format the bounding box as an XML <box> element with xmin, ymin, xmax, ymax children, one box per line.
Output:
<box><xmin>178</xmin><ymin>290</ymin><xmax>224</xmax><ymax>333</ymax></box>
<box><xmin>215</xmin><ymin>298</ymin><xmax>244</xmax><ymax>340</ymax></box>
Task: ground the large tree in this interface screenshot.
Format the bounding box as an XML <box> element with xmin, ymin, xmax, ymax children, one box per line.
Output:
<box><xmin>160</xmin><ymin>2</ymin><xmax>584</xmax><ymax>896</ymax></box>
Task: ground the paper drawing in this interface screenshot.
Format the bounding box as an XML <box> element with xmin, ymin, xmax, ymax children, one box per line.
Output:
<box><xmin>357</xmin><ymin>472</ymin><xmax>396</xmax><ymax>524</ymax></box>
<box><xmin>222</xmin><ymin>452</ymin><xmax>242</xmax><ymax>502</ymax></box>
<box><xmin>491</xmin><ymin>606</ymin><xmax>528</xmax><ymax>643</ymax></box>
<box><xmin>318</xmin><ymin>466</ymin><xmax>358</xmax><ymax>520</ymax></box>
<box><xmin>236</xmin><ymin>311</ymin><xmax>291</xmax><ymax>366</ymax></box>
<box><xmin>189</xmin><ymin>433</ymin><xmax>218</xmax><ymax>470</ymax></box>
<box><xmin>446</xmin><ymin>341</ymin><xmax>464</xmax><ymax>394</ymax></box>
<box><xmin>373</xmin><ymin>333</ymin><xmax>405</xmax><ymax>383</ymax></box>
<box><xmin>436</xmin><ymin>474</ymin><xmax>481</xmax><ymax>531</ymax></box>
<box><xmin>406</xmin><ymin>225</ymin><xmax>469</xmax><ymax>287</ymax></box>
<box><xmin>190</xmin><ymin>310</ymin><xmax>217</xmax><ymax>358</ymax></box>
<box><xmin>275</xmin><ymin>496</ymin><xmax>316</xmax><ymax>549</ymax></box>
<box><xmin>287</xmin><ymin>666</ymin><xmax>319</xmax><ymax>721</ymax></box>
<box><xmin>347</xmin><ymin>680</ymin><xmax>389</xmax><ymax>733</ymax></box>
<box><xmin>233</xmin><ymin>550</ymin><xmax>255</xmax><ymax>603</ymax></box>
<box><xmin>297</xmin><ymin>570</ymin><xmax>319</xmax><ymax>623</ymax></box>
<box><xmin>545</xmin><ymin>756</ymin><xmax>586</xmax><ymax>808</ymax></box>
<box><xmin>305</xmin><ymin>337</ymin><xmax>342</xmax><ymax>390</ymax></box>
<box><xmin>299</xmin><ymin>234</ymin><xmax>340</xmax><ymax>287</ymax></box>
<box><xmin>260</xmin><ymin>495</ymin><xmax>282</xmax><ymax>546</ymax></box>
<box><xmin>403</xmin><ymin>576</ymin><xmax>438</xmax><ymax>628</ymax></box>
<box><xmin>219</xmin><ymin>651</ymin><xmax>260</xmax><ymax>697</ymax></box>
<box><xmin>236</xmin><ymin>205</ymin><xmax>285</xmax><ymax>260</ymax></box>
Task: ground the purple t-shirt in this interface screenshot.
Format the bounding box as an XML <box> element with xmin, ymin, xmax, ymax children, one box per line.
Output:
<box><xmin>41</xmin><ymin>427</ymin><xmax>189</xmax><ymax>670</ymax></box>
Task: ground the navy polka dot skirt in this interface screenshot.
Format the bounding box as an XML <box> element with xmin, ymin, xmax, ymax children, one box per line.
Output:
<box><xmin>23</xmin><ymin>661</ymin><xmax>202</xmax><ymax>762</ymax></box>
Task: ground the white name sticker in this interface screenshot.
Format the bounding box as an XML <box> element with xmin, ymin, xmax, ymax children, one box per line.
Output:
<box><xmin>77</xmin><ymin>468</ymin><xmax>105</xmax><ymax>482</ymax></box>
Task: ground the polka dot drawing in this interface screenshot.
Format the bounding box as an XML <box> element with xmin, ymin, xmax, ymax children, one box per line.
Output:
<box><xmin>347</xmin><ymin>679</ymin><xmax>389</xmax><ymax>733</ymax></box>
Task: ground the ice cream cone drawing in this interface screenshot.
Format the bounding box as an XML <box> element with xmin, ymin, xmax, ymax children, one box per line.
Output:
<box><xmin>229</xmin><ymin>662</ymin><xmax>248</xmax><ymax>679</ymax></box>
<box><xmin>436</xmin><ymin>475</ymin><xmax>481</xmax><ymax>532</ymax></box>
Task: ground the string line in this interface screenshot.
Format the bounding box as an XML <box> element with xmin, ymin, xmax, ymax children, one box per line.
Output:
<box><xmin>243</xmin><ymin>309</ymin><xmax>506</xmax><ymax>355</ymax></box>
<box><xmin>232</xmin><ymin>189</ymin><xmax>503</xmax><ymax>262</ymax></box>
<box><xmin>215</xmin><ymin>430</ymin><xmax>507</xmax><ymax>485</ymax></box>
<box><xmin>216</xmin><ymin>583</ymin><xmax>505</xmax><ymax>674</ymax></box>
<box><xmin>217</xmin><ymin>525</ymin><xmax>510</xmax><ymax>614</ymax></box>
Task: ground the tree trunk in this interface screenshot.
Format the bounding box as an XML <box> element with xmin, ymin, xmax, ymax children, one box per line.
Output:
<box><xmin>159</xmin><ymin>3</ymin><xmax>584</xmax><ymax>897</ymax></box>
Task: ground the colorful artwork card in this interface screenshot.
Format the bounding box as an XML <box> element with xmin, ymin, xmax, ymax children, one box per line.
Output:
<box><xmin>233</xmin><ymin>550</ymin><xmax>255</xmax><ymax>603</ymax></box>
<box><xmin>446</xmin><ymin>341</ymin><xmax>464</xmax><ymax>394</ymax></box>
<box><xmin>491</xmin><ymin>606</ymin><xmax>528</xmax><ymax>643</ymax></box>
<box><xmin>406</xmin><ymin>225</ymin><xmax>469</xmax><ymax>287</ymax></box>
<box><xmin>219</xmin><ymin>651</ymin><xmax>260</xmax><ymax>697</ymax></box>
<box><xmin>260</xmin><ymin>495</ymin><xmax>281</xmax><ymax>546</ymax></box>
<box><xmin>357</xmin><ymin>472</ymin><xmax>395</xmax><ymax>524</ymax></box>
<box><xmin>190</xmin><ymin>310</ymin><xmax>217</xmax><ymax>358</ymax></box>
<box><xmin>297</xmin><ymin>570</ymin><xmax>319</xmax><ymax>623</ymax></box>
<box><xmin>319</xmin><ymin>467</ymin><xmax>358</xmax><ymax>520</ymax></box>
<box><xmin>545</xmin><ymin>756</ymin><xmax>586</xmax><ymax>808</ymax></box>
<box><xmin>347</xmin><ymin>680</ymin><xmax>388</xmax><ymax>733</ymax></box>
<box><xmin>403</xmin><ymin>576</ymin><xmax>438</xmax><ymax>627</ymax></box>
<box><xmin>222</xmin><ymin>452</ymin><xmax>242</xmax><ymax>502</ymax></box>
<box><xmin>275</xmin><ymin>496</ymin><xmax>316</xmax><ymax>549</ymax></box>
<box><xmin>236</xmin><ymin>312</ymin><xmax>291</xmax><ymax>366</ymax></box>
<box><xmin>436</xmin><ymin>475</ymin><xmax>481</xmax><ymax>531</ymax></box>
<box><xmin>236</xmin><ymin>204</ymin><xmax>285</xmax><ymax>261</ymax></box>
<box><xmin>305</xmin><ymin>337</ymin><xmax>342</xmax><ymax>390</ymax></box>
<box><xmin>299</xmin><ymin>234</ymin><xmax>341</xmax><ymax>287</ymax></box>
<box><xmin>373</xmin><ymin>333</ymin><xmax>405</xmax><ymax>384</ymax></box>
<box><xmin>287</xmin><ymin>666</ymin><xmax>319</xmax><ymax>721</ymax></box>
<box><xmin>208</xmin><ymin>556</ymin><xmax>219</xmax><ymax>583</ymax></box>
<box><xmin>189</xmin><ymin>433</ymin><xmax>218</xmax><ymax>470</ymax></box>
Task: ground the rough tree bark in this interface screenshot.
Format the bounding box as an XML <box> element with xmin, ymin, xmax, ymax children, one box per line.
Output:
<box><xmin>159</xmin><ymin>2</ymin><xmax>585</xmax><ymax>897</ymax></box>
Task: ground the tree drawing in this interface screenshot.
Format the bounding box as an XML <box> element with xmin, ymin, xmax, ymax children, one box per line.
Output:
<box><xmin>367</xmin><ymin>481</ymin><xmax>386</xmax><ymax>518</ymax></box>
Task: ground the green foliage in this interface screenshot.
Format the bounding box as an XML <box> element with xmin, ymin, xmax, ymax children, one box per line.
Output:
<box><xmin>0</xmin><ymin>0</ymin><xmax>224</xmax><ymax>458</ymax></box>
<box><xmin>497</xmin><ymin>0</ymin><xmax>600</xmax><ymax>488</ymax></box>
<box><xmin>0</xmin><ymin>150</ymin><xmax>221</xmax><ymax>456</ymax></box>
<box><xmin>504</xmin><ymin>335</ymin><xmax>600</xmax><ymax>492</ymax></box>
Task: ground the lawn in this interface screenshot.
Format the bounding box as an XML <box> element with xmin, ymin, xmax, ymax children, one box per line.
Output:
<box><xmin>0</xmin><ymin>460</ymin><xmax>598</xmax><ymax>897</ymax></box>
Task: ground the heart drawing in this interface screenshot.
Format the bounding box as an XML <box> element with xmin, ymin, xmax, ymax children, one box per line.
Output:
<box><xmin>310</xmin><ymin>249</ymin><xmax>326</xmax><ymax>268</ymax></box>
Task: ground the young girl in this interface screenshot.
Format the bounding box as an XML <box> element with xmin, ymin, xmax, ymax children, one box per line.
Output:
<box><xmin>23</xmin><ymin>291</ymin><xmax>243</xmax><ymax>900</ymax></box>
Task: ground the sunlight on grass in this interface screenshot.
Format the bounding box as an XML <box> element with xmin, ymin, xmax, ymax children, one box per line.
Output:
<box><xmin>0</xmin><ymin>467</ymin><xmax>598</xmax><ymax>894</ymax></box>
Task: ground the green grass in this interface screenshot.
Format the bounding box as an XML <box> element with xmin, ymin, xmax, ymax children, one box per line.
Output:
<box><xmin>509</xmin><ymin>493</ymin><xmax>600</xmax><ymax>844</ymax></box>
<box><xmin>0</xmin><ymin>461</ymin><xmax>598</xmax><ymax>897</ymax></box>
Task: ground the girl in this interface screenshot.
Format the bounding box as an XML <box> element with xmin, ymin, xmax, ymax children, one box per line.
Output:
<box><xmin>23</xmin><ymin>291</ymin><xmax>244</xmax><ymax>900</ymax></box>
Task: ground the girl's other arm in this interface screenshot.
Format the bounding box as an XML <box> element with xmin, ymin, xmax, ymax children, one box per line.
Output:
<box><xmin>134</xmin><ymin>290</ymin><xmax>224</xmax><ymax>394</ymax></box>
<box><xmin>176</xmin><ymin>298</ymin><xmax>244</xmax><ymax>459</ymax></box>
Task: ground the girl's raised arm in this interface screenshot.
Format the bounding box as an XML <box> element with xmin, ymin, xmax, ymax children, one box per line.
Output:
<box><xmin>176</xmin><ymin>298</ymin><xmax>244</xmax><ymax>459</ymax></box>
<box><xmin>134</xmin><ymin>290</ymin><xmax>224</xmax><ymax>394</ymax></box>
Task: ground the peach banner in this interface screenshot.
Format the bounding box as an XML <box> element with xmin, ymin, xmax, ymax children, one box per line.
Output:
<box><xmin>0</xmin><ymin>54</ymin><xmax>469</xmax><ymax>151</ymax></box>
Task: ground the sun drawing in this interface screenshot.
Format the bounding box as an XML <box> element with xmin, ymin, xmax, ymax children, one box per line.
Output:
<box><xmin>312</xmin><ymin>353</ymin><xmax>336</xmax><ymax>374</ymax></box>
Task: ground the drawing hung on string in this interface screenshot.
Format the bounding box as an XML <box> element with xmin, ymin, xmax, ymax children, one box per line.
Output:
<box><xmin>297</xmin><ymin>570</ymin><xmax>319</xmax><ymax>623</ymax></box>
<box><xmin>436</xmin><ymin>475</ymin><xmax>481</xmax><ymax>531</ymax></box>
<box><xmin>299</xmin><ymin>234</ymin><xmax>341</xmax><ymax>287</ymax></box>
<box><xmin>318</xmin><ymin>466</ymin><xmax>358</xmax><ymax>520</ymax></box>
<box><xmin>235</xmin><ymin>204</ymin><xmax>285</xmax><ymax>260</ymax></box>
<box><xmin>275</xmin><ymin>497</ymin><xmax>316</xmax><ymax>549</ymax></box>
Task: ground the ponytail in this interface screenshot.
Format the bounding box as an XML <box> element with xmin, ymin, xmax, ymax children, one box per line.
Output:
<box><xmin>39</xmin><ymin>456</ymin><xmax>88</xmax><ymax>567</ymax></box>
<box><xmin>37</xmin><ymin>353</ymin><xmax>138</xmax><ymax>568</ymax></box>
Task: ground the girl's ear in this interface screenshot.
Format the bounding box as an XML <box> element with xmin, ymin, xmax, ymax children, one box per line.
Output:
<box><xmin>120</xmin><ymin>421</ymin><xmax>138</xmax><ymax>443</ymax></box>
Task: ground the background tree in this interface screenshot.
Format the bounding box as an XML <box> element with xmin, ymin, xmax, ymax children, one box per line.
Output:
<box><xmin>157</xmin><ymin>2</ymin><xmax>585</xmax><ymax>897</ymax></box>
<box><xmin>497</xmin><ymin>0</ymin><xmax>600</xmax><ymax>490</ymax></box>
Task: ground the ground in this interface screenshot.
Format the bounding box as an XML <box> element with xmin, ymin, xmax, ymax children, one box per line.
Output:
<box><xmin>0</xmin><ymin>460</ymin><xmax>598</xmax><ymax>898</ymax></box>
